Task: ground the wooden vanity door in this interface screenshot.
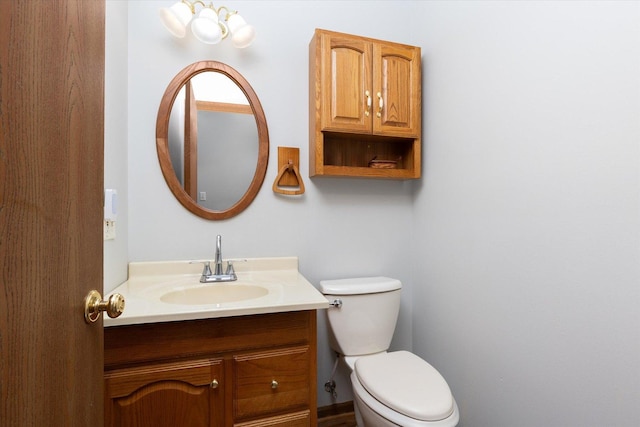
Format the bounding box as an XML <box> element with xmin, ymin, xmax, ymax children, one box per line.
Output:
<box><xmin>373</xmin><ymin>41</ymin><xmax>421</xmax><ymax>138</ymax></box>
<box><xmin>105</xmin><ymin>359</ymin><xmax>225</xmax><ymax>427</ymax></box>
<box><xmin>319</xmin><ymin>32</ymin><xmax>372</xmax><ymax>133</ymax></box>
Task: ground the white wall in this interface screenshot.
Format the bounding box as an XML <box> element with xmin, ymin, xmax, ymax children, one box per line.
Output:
<box><xmin>104</xmin><ymin>0</ymin><xmax>640</xmax><ymax>424</ymax></box>
<box><xmin>104</xmin><ymin>0</ymin><xmax>129</xmax><ymax>289</ymax></box>
<box><xmin>412</xmin><ymin>2</ymin><xmax>640</xmax><ymax>426</ymax></box>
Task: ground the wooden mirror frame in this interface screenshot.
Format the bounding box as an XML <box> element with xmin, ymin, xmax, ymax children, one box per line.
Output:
<box><xmin>156</xmin><ymin>61</ymin><xmax>269</xmax><ymax>220</ymax></box>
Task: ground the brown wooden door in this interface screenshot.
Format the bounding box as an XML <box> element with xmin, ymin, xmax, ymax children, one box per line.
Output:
<box><xmin>373</xmin><ymin>41</ymin><xmax>421</xmax><ymax>137</ymax></box>
<box><xmin>0</xmin><ymin>1</ymin><xmax>105</xmax><ymax>426</ymax></box>
<box><xmin>320</xmin><ymin>32</ymin><xmax>372</xmax><ymax>133</ymax></box>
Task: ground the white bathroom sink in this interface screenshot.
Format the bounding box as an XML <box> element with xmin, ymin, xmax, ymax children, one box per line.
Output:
<box><xmin>103</xmin><ymin>257</ymin><xmax>330</xmax><ymax>326</ymax></box>
<box><xmin>160</xmin><ymin>284</ymin><xmax>269</xmax><ymax>305</ymax></box>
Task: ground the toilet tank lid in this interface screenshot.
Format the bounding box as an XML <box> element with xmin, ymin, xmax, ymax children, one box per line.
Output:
<box><xmin>319</xmin><ymin>276</ymin><xmax>401</xmax><ymax>295</ymax></box>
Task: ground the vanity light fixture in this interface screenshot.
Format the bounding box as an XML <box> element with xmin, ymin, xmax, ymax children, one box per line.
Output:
<box><xmin>159</xmin><ymin>0</ymin><xmax>256</xmax><ymax>48</ymax></box>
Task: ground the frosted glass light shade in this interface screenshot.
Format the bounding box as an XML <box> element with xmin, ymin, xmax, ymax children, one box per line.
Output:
<box><xmin>191</xmin><ymin>8</ymin><xmax>223</xmax><ymax>44</ymax></box>
<box><xmin>227</xmin><ymin>14</ymin><xmax>255</xmax><ymax>48</ymax></box>
<box><xmin>159</xmin><ymin>2</ymin><xmax>193</xmax><ymax>38</ymax></box>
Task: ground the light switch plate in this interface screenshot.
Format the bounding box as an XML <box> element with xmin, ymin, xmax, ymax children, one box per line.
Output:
<box><xmin>104</xmin><ymin>220</ymin><xmax>116</xmax><ymax>240</ymax></box>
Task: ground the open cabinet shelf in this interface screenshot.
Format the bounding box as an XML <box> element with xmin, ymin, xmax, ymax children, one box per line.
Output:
<box><xmin>318</xmin><ymin>132</ymin><xmax>419</xmax><ymax>179</ymax></box>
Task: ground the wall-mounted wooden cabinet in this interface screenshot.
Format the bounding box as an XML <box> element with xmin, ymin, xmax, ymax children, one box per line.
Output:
<box><xmin>104</xmin><ymin>311</ymin><xmax>317</xmax><ymax>427</ymax></box>
<box><xmin>309</xmin><ymin>28</ymin><xmax>422</xmax><ymax>179</ymax></box>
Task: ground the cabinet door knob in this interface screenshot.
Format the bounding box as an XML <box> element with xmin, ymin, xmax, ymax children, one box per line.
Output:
<box><xmin>377</xmin><ymin>92</ymin><xmax>383</xmax><ymax>118</ymax></box>
<box><xmin>210</xmin><ymin>379</ymin><xmax>219</xmax><ymax>389</ymax></box>
<box><xmin>271</xmin><ymin>380</ymin><xmax>279</xmax><ymax>389</ymax></box>
<box><xmin>365</xmin><ymin>90</ymin><xmax>372</xmax><ymax>117</ymax></box>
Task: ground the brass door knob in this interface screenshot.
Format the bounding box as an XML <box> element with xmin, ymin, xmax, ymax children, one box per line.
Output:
<box><xmin>210</xmin><ymin>379</ymin><xmax>219</xmax><ymax>389</ymax></box>
<box><xmin>271</xmin><ymin>380</ymin><xmax>279</xmax><ymax>389</ymax></box>
<box><xmin>84</xmin><ymin>290</ymin><xmax>125</xmax><ymax>324</ymax></box>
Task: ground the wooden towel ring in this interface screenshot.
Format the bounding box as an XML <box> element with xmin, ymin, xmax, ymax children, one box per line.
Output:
<box><xmin>273</xmin><ymin>161</ymin><xmax>305</xmax><ymax>195</ymax></box>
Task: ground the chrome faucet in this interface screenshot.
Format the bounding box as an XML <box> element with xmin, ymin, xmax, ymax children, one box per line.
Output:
<box><xmin>197</xmin><ymin>235</ymin><xmax>237</xmax><ymax>283</ymax></box>
<box><xmin>213</xmin><ymin>235</ymin><xmax>224</xmax><ymax>276</ymax></box>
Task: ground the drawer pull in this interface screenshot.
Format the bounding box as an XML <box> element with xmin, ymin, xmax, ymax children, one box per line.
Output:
<box><xmin>210</xmin><ymin>379</ymin><xmax>219</xmax><ymax>389</ymax></box>
<box><xmin>271</xmin><ymin>380</ymin><xmax>279</xmax><ymax>389</ymax></box>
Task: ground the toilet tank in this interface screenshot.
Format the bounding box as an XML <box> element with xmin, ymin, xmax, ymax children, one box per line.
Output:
<box><xmin>320</xmin><ymin>277</ymin><xmax>402</xmax><ymax>357</ymax></box>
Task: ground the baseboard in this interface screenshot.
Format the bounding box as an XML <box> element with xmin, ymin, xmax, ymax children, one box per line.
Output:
<box><xmin>318</xmin><ymin>401</ymin><xmax>356</xmax><ymax>427</ymax></box>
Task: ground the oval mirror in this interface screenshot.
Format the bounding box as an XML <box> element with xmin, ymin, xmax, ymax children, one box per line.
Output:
<box><xmin>156</xmin><ymin>61</ymin><xmax>269</xmax><ymax>220</ymax></box>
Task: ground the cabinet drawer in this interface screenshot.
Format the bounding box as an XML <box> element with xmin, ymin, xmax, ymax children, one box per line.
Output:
<box><xmin>234</xmin><ymin>347</ymin><xmax>310</xmax><ymax>421</ymax></box>
<box><xmin>235</xmin><ymin>410</ymin><xmax>310</xmax><ymax>427</ymax></box>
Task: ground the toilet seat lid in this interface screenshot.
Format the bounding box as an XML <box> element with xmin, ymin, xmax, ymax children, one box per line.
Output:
<box><xmin>355</xmin><ymin>351</ymin><xmax>454</xmax><ymax>422</ymax></box>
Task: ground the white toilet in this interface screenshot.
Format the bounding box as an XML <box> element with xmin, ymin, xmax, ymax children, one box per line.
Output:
<box><xmin>320</xmin><ymin>277</ymin><xmax>460</xmax><ymax>427</ymax></box>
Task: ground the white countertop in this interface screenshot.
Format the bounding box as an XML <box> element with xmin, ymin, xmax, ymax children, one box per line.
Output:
<box><xmin>104</xmin><ymin>257</ymin><xmax>329</xmax><ymax>327</ymax></box>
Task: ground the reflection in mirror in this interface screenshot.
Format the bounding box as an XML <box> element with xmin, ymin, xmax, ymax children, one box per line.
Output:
<box><xmin>156</xmin><ymin>61</ymin><xmax>269</xmax><ymax>220</ymax></box>
<box><xmin>196</xmin><ymin>110</ymin><xmax>258</xmax><ymax>210</ymax></box>
<box><xmin>168</xmin><ymin>73</ymin><xmax>258</xmax><ymax>211</ymax></box>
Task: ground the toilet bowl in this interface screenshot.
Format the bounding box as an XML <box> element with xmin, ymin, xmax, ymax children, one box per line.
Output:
<box><xmin>320</xmin><ymin>277</ymin><xmax>459</xmax><ymax>427</ymax></box>
<box><xmin>351</xmin><ymin>351</ymin><xmax>459</xmax><ymax>427</ymax></box>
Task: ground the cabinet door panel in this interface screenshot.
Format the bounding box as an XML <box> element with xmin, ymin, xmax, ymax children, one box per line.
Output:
<box><xmin>234</xmin><ymin>347</ymin><xmax>310</xmax><ymax>421</ymax></box>
<box><xmin>321</xmin><ymin>34</ymin><xmax>372</xmax><ymax>132</ymax></box>
<box><xmin>105</xmin><ymin>359</ymin><xmax>224</xmax><ymax>427</ymax></box>
<box><xmin>373</xmin><ymin>42</ymin><xmax>421</xmax><ymax>137</ymax></box>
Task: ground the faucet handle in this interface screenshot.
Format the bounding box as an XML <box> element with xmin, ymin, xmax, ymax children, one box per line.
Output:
<box><xmin>190</xmin><ymin>260</ymin><xmax>212</xmax><ymax>276</ymax></box>
<box><xmin>225</xmin><ymin>259</ymin><xmax>247</xmax><ymax>276</ymax></box>
<box><xmin>225</xmin><ymin>260</ymin><xmax>236</xmax><ymax>276</ymax></box>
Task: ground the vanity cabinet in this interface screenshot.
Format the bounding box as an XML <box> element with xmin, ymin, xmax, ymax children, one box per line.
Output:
<box><xmin>104</xmin><ymin>311</ymin><xmax>317</xmax><ymax>427</ymax></box>
<box><xmin>309</xmin><ymin>28</ymin><xmax>422</xmax><ymax>179</ymax></box>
